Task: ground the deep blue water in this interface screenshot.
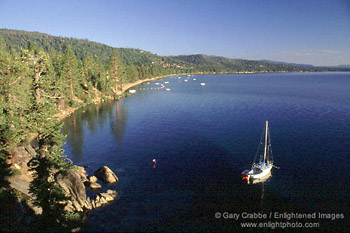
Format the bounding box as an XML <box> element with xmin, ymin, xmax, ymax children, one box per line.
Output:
<box><xmin>62</xmin><ymin>73</ymin><xmax>350</xmax><ymax>232</ymax></box>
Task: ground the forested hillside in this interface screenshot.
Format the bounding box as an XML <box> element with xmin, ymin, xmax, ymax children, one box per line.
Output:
<box><xmin>1</xmin><ymin>28</ymin><xmax>340</xmax><ymax>76</ymax></box>
<box><xmin>168</xmin><ymin>54</ymin><xmax>318</xmax><ymax>73</ymax></box>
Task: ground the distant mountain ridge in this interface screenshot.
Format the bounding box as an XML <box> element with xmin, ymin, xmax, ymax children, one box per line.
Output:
<box><xmin>337</xmin><ymin>65</ymin><xmax>350</xmax><ymax>68</ymax></box>
<box><xmin>0</xmin><ymin>28</ymin><xmax>348</xmax><ymax>73</ymax></box>
<box><xmin>259</xmin><ymin>59</ymin><xmax>316</xmax><ymax>68</ymax></box>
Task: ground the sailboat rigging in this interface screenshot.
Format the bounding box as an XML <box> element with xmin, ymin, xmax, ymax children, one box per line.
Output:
<box><xmin>242</xmin><ymin>121</ymin><xmax>274</xmax><ymax>181</ymax></box>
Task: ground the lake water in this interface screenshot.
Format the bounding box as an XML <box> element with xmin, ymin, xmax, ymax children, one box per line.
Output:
<box><xmin>62</xmin><ymin>72</ymin><xmax>350</xmax><ymax>232</ymax></box>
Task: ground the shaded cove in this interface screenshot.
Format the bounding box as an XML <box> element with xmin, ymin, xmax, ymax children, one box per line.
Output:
<box><xmin>62</xmin><ymin>73</ymin><xmax>350</xmax><ymax>232</ymax></box>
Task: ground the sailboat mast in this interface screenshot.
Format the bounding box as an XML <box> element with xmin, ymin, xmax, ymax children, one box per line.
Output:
<box><xmin>263</xmin><ymin>121</ymin><xmax>268</xmax><ymax>162</ymax></box>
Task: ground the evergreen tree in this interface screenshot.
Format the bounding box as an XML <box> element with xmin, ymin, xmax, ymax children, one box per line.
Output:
<box><xmin>26</xmin><ymin>51</ymin><xmax>73</xmax><ymax>228</ymax></box>
<box><xmin>20</xmin><ymin>49</ymin><xmax>51</xmax><ymax>104</ymax></box>
<box><xmin>28</xmin><ymin>116</ymin><xmax>73</xmax><ymax>229</ymax></box>
<box><xmin>62</xmin><ymin>45</ymin><xmax>79</xmax><ymax>104</ymax></box>
<box><xmin>0</xmin><ymin>39</ymin><xmax>30</xmax><ymax>151</ymax></box>
<box><xmin>108</xmin><ymin>50</ymin><xmax>122</xmax><ymax>94</ymax></box>
<box><xmin>95</xmin><ymin>57</ymin><xmax>111</xmax><ymax>95</ymax></box>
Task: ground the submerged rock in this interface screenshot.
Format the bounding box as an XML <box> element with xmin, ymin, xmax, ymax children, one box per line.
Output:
<box><xmin>94</xmin><ymin>166</ymin><xmax>119</xmax><ymax>184</ymax></box>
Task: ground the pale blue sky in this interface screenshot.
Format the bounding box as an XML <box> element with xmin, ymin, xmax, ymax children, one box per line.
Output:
<box><xmin>0</xmin><ymin>0</ymin><xmax>349</xmax><ymax>66</ymax></box>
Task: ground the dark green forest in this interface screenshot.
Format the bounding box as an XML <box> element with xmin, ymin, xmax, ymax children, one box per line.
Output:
<box><xmin>0</xmin><ymin>28</ymin><xmax>348</xmax><ymax>231</ymax></box>
<box><xmin>2</xmin><ymin>28</ymin><xmax>343</xmax><ymax>78</ymax></box>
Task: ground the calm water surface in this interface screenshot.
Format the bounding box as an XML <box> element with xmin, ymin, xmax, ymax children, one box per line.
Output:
<box><xmin>62</xmin><ymin>73</ymin><xmax>350</xmax><ymax>232</ymax></box>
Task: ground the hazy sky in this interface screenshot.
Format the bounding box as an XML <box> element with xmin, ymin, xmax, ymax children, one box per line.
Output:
<box><xmin>0</xmin><ymin>0</ymin><xmax>349</xmax><ymax>66</ymax></box>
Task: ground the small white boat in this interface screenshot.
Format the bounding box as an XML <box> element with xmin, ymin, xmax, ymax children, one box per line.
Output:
<box><xmin>129</xmin><ymin>89</ymin><xmax>136</xmax><ymax>94</ymax></box>
<box><xmin>164</xmin><ymin>81</ymin><xmax>169</xmax><ymax>84</ymax></box>
<box><xmin>184</xmin><ymin>79</ymin><xmax>188</xmax><ymax>82</ymax></box>
<box><xmin>166</xmin><ymin>88</ymin><xmax>171</xmax><ymax>91</ymax></box>
<box><xmin>242</xmin><ymin>121</ymin><xmax>274</xmax><ymax>181</ymax></box>
<box><xmin>155</xmin><ymin>83</ymin><xmax>160</xmax><ymax>85</ymax></box>
<box><xmin>200</xmin><ymin>83</ymin><xmax>206</xmax><ymax>86</ymax></box>
<box><xmin>193</xmin><ymin>78</ymin><xmax>196</xmax><ymax>81</ymax></box>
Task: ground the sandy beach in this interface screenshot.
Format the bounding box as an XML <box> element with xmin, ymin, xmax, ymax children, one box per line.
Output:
<box><xmin>117</xmin><ymin>74</ymin><xmax>180</xmax><ymax>95</ymax></box>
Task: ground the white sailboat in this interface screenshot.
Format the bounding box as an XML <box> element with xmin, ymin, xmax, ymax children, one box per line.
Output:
<box><xmin>242</xmin><ymin>121</ymin><xmax>274</xmax><ymax>181</ymax></box>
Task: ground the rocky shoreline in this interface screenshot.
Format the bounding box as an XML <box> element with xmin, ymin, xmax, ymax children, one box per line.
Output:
<box><xmin>7</xmin><ymin>143</ymin><xmax>120</xmax><ymax>221</ymax></box>
<box><xmin>4</xmin><ymin>74</ymin><xmax>181</xmax><ymax>230</ymax></box>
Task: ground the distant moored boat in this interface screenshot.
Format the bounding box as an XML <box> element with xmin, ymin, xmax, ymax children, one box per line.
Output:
<box><xmin>129</xmin><ymin>89</ymin><xmax>136</xmax><ymax>94</ymax></box>
<box><xmin>200</xmin><ymin>83</ymin><xmax>206</xmax><ymax>86</ymax></box>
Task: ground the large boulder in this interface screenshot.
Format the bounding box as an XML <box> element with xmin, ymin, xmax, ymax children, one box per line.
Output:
<box><xmin>7</xmin><ymin>143</ymin><xmax>120</xmax><ymax>215</ymax></box>
<box><xmin>93</xmin><ymin>166</ymin><xmax>119</xmax><ymax>184</ymax></box>
<box><xmin>56</xmin><ymin>167</ymin><xmax>92</xmax><ymax>212</ymax></box>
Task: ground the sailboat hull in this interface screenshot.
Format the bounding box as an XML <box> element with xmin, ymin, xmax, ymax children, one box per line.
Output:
<box><xmin>251</xmin><ymin>165</ymin><xmax>272</xmax><ymax>179</ymax></box>
<box><xmin>241</xmin><ymin>121</ymin><xmax>275</xmax><ymax>181</ymax></box>
<box><xmin>242</xmin><ymin>164</ymin><xmax>273</xmax><ymax>180</ymax></box>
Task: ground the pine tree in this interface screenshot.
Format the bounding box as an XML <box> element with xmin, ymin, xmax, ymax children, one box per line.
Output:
<box><xmin>28</xmin><ymin>114</ymin><xmax>73</xmax><ymax>228</ymax></box>
<box><xmin>62</xmin><ymin>45</ymin><xmax>79</xmax><ymax>104</ymax></box>
<box><xmin>23</xmin><ymin>48</ymin><xmax>74</xmax><ymax>228</ymax></box>
<box><xmin>0</xmin><ymin>38</ymin><xmax>30</xmax><ymax>152</ymax></box>
<box><xmin>20</xmin><ymin>48</ymin><xmax>50</xmax><ymax>104</ymax></box>
<box><xmin>50</xmin><ymin>50</ymin><xmax>67</xmax><ymax>109</ymax></box>
<box><xmin>80</xmin><ymin>54</ymin><xmax>97</xmax><ymax>102</ymax></box>
<box><xmin>95</xmin><ymin>57</ymin><xmax>111</xmax><ymax>95</ymax></box>
<box><xmin>108</xmin><ymin>50</ymin><xmax>122</xmax><ymax>94</ymax></box>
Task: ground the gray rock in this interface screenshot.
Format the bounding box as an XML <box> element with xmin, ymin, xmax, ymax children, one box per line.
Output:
<box><xmin>65</xmin><ymin>200</ymin><xmax>75</xmax><ymax>212</ymax></box>
<box><xmin>100</xmin><ymin>193</ymin><xmax>114</xmax><ymax>202</ymax></box>
<box><xmin>89</xmin><ymin>176</ymin><xmax>98</xmax><ymax>183</ymax></box>
<box><xmin>94</xmin><ymin>166</ymin><xmax>119</xmax><ymax>184</ymax></box>
<box><xmin>106</xmin><ymin>189</ymin><xmax>118</xmax><ymax>198</ymax></box>
<box><xmin>75</xmin><ymin>166</ymin><xmax>89</xmax><ymax>182</ymax></box>
<box><xmin>90</xmin><ymin>182</ymin><xmax>102</xmax><ymax>189</ymax></box>
<box><xmin>25</xmin><ymin>144</ymin><xmax>36</xmax><ymax>156</ymax></box>
<box><xmin>56</xmin><ymin>168</ymin><xmax>91</xmax><ymax>212</ymax></box>
<box><xmin>85</xmin><ymin>197</ymin><xmax>92</xmax><ymax>210</ymax></box>
<box><xmin>26</xmin><ymin>200</ymin><xmax>43</xmax><ymax>215</ymax></box>
<box><xmin>71</xmin><ymin>227</ymin><xmax>81</xmax><ymax>233</ymax></box>
<box><xmin>99</xmin><ymin>196</ymin><xmax>107</xmax><ymax>205</ymax></box>
<box><xmin>95</xmin><ymin>201</ymin><xmax>102</xmax><ymax>208</ymax></box>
